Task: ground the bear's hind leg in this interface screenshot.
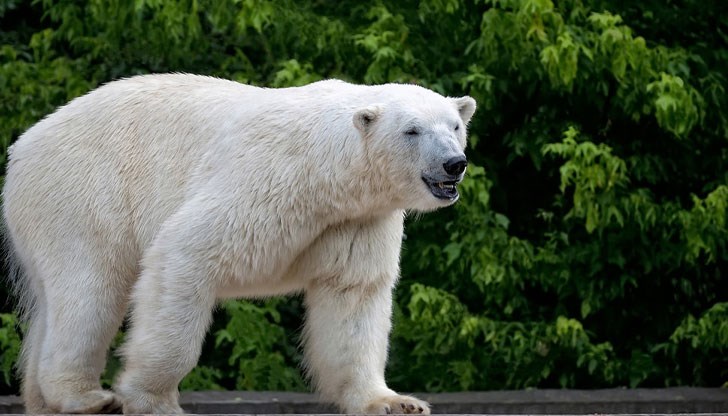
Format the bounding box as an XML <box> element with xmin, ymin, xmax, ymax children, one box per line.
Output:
<box><xmin>36</xmin><ymin>259</ymin><xmax>130</xmax><ymax>414</ymax></box>
<box><xmin>20</xmin><ymin>286</ymin><xmax>52</xmax><ymax>414</ymax></box>
<box><xmin>114</xmin><ymin>258</ymin><xmax>217</xmax><ymax>415</ymax></box>
<box><xmin>114</xmin><ymin>210</ymin><xmax>225</xmax><ymax>415</ymax></box>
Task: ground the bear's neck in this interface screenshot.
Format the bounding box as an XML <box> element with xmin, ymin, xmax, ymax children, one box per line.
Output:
<box><xmin>297</xmin><ymin>133</ymin><xmax>402</xmax><ymax>222</ymax></box>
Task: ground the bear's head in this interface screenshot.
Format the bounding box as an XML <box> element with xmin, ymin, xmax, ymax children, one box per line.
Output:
<box><xmin>353</xmin><ymin>85</ymin><xmax>476</xmax><ymax>212</ymax></box>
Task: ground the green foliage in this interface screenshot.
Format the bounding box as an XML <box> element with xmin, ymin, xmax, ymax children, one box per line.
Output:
<box><xmin>179</xmin><ymin>366</ymin><xmax>224</xmax><ymax>392</ymax></box>
<box><xmin>544</xmin><ymin>126</ymin><xmax>629</xmax><ymax>233</ymax></box>
<box><xmin>656</xmin><ymin>302</ymin><xmax>728</xmax><ymax>386</ymax></box>
<box><xmin>680</xmin><ymin>185</ymin><xmax>728</xmax><ymax>263</ymax></box>
<box><xmin>211</xmin><ymin>300</ymin><xmax>305</xmax><ymax>391</ymax></box>
<box><xmin>646</xmin><ymin>73</ymin><xmax>703</xmax><ymax>138</ymax></box>
<box><xmin>669</xmin><ymin>302</ymin><xmax>728</xmax><ymax>351</ymax></box>
<box><xmin>0</xmin><ymin>314</ymin><xmax>21</xmax><ymax>386</ymax></box>
<box><xmin>1</xmin><ymin>0</ymin><xmax>726</xmax><ymax>394</ymax></box>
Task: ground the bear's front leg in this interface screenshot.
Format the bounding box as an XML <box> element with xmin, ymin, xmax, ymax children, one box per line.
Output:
<box><xmin>301</xmin><ymin>213</ymin><xmax>429</xmax><ymax>414</ymax></box>
<box><xmin>304</xmin><ymin>280</ymin><xmax>429</xmax><ymax>414</ymax></box>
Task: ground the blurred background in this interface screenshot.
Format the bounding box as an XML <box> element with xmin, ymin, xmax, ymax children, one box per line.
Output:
<box><xmin>0</xmin><ymin>0</ymin><xmax>726</xmax><ymax>395</ymax></box>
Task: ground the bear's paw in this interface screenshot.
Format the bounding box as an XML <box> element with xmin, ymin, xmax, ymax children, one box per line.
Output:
<box><xmin>363</xmin><ymin>394</ymin><xmax>430</xmax><ymax>415</ymax></box>
<box><xmin>55</xmin><ymin>389</ymin><xmax>122</xmax><ymax>414</ymax></box>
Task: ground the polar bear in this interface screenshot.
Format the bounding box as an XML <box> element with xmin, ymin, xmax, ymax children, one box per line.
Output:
<box><xmin>3</xmin><ymin>74</ymin><xmax>476</xmax><ymax>414</ymax></box>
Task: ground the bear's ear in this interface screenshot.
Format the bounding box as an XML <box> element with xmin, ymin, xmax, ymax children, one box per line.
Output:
<box><xmin>353</xmin><ymin>105</ymin><xmax>383</xmax><ymax>134</ymax></box>
<box><xmin>453</xmin><ymin>96</ymin><xmax>477</xmax><ymax>125</ymax></box>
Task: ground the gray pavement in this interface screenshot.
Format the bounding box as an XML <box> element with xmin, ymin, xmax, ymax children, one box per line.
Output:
<box><xmin>0</xmin><ymin>387</ymin><xmax>726</xmax><ymax>414</ymax></box>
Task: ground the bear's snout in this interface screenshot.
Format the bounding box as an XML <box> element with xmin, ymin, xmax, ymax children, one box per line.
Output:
<box><xmin>443</xmin><ymin>155</ymin><xmax>467</xmax><ymax>176</ymax></box>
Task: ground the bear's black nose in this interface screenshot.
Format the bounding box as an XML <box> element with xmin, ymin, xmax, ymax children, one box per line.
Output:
<box><xmin>443</xmin><ymin>156</ymin><xmax>467</xmax><ymax>176</ymax></box>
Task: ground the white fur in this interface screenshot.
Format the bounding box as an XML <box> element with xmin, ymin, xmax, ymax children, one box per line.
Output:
<box><xmin>2</xmin><ymin>74</ymin><xmax>476</xmax><ymax>414</ymax></box>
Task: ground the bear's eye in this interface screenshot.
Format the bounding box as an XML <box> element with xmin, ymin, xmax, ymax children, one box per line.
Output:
<box><xmin>454</xmin><ymin>124</ymin><xmax>460</xmax><ymax>131</ymax></box>
<box><xmin>405</xmin><ymin>128</ymin><xmax>420</xmax><ymax>136</ymax></box>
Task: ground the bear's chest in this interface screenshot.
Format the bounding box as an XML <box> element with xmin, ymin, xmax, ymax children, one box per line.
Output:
<box><xmin>216</xmin><ymin>219</ymin><xmax>363</xmax><ymax>299</ymax></box>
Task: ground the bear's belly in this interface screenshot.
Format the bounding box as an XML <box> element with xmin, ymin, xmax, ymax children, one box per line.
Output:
<box><xmin>216</xmin><ymin>275</ymin><xmax>307</xmax><ymax>299</ymax></box>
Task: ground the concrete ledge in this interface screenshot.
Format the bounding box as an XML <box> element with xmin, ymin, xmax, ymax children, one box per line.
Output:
<box><xmin>0</xmin><ymin>388</ymin><xmax>726</xmax><ymax>414</ymax></box>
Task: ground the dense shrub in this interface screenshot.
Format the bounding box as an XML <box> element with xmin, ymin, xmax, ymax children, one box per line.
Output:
<box><xmin>1</xmin><ymin>0</ymin><xmax>725</xmax><ymax>394</ymax></box>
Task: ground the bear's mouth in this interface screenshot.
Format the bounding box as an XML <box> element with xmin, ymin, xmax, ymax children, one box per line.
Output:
<box><xmin>422</xmin><ymin>177</ymin><xmax>460</xmax><ymax>200</ymax></box>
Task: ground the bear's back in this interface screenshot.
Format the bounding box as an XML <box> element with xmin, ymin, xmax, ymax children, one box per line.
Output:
<box><xmin>3</xmin><ymin>74</ymin><xmax>264</xmax><ymax>258</ymax></box>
